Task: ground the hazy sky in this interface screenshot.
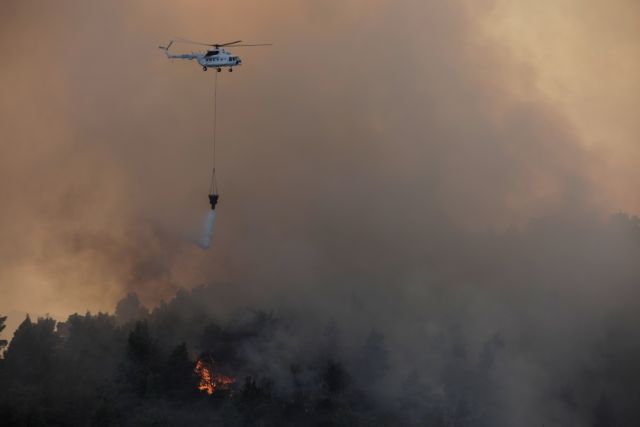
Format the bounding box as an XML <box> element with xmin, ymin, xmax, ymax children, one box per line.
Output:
<box><xmin>2</xmin><ymin>2</ymin><xmax>640</xmax><ymax>424</ymax></box>
<box><xmin>487</xmin><ymin>0</ymin><xmax>640</xmax><ymax>211</ymax></box>
<box><xmin>0</xmin><ymin>0</ymin><xmax>638</xmax><ymax>320</ymax></box>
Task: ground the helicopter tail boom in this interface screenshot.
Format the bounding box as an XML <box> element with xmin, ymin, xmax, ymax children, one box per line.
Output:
<box><xmin>159</xmin><ymin>41</ymin><xmax>198</xmax><ymax>60</ymax></box>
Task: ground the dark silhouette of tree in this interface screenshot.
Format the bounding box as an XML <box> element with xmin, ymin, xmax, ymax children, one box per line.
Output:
<box><xmin>163</xmin><ymin>343</ymin><xmax>196</xmax><ymax>399</ymax></box>
<box><xmin>128</xmin><ymin>321</ymin><xmax>154</xmax><ymax>364</ymax></box>
<box><xmin>0</xmin><ymin>316</ymin><xmax>60</xmax><ymax>425</ymax></box>
<box><xmin>321</xmin><ymin>359</ymin><xmax>350</xmax><ymax>396</ymax></box>
<box><xmin>59</xmin><ymin>312</ymin><xmax>123</xmax><ymax>376</ymax></box>
<box><xmin>354</xmin><ymin>330</ymin><xmax>390</xmax><ymax>387</ymax></box>
<box><xmin>314</xmin><ymin>358</ymin><xmax>354</xmax><ymax>425</ymax></box>
<box><xmin>2</xmin><ymin>281</ymin><xmax>639</xmax><ymax>426</ymax></box>
<box><xmin>2</xmin><ymin>316</ymin><xmax>59</xmax><ymax>385</ymax></box>
<box><xmin>593</xmin><ymin>393</ymin><xmax>617</xmax><ymax>427</ymax></box>
<box><xmin>0</xmin><ymin>315</ymin><xmax>7</xmax><ymax>353</ymax></box>
<box><xmin>200</xmin><ymin>322</ymin><xmax>237</xmax><ymax>365</ymax></box>
<box><xmin>121</xmin><ymin>320</ymin><xmax>161</xmax><ymax>397</ymax></box>
<box><xmin>397</xmin><ymin>371</ymin><xmax>447</xmax><ymax>426</ymax></box>
<box><xmin>115</xmin><ymin>293</ymin><xmax>149</xmax><ymax>325</ymax></box>
<box><xmin>50</xmin><ymin>312</ymin><xmax>124</xmax><ymax>425</ymax></box>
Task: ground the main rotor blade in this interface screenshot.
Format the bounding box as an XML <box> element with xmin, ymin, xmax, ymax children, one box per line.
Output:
<box><xmin>174</xmin><ymin>38</ymin><xmax>215</xmax><ymax>47</ymax></box>
<box><xmin>173</xmin><ymin>38</ymin><xmax>272</xmax><ymax>48</ymax></box>
<box><xmin>218</xmin><ymin>40</ymin><xmax>243</xmax><ymax>47</ymax></box>
<box><xmin>229</xmin><ymin>43</ymin><xmax>273</xmax><ymax>47</ymax></box>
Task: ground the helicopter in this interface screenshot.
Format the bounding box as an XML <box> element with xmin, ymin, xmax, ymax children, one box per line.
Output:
<box><xmin>159</xmin><ymin>39</ymin><xmax>271</xmax><ymax>72</ymax></box>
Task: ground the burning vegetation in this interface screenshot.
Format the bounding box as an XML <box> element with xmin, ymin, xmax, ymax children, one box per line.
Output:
<box><xmin>194</xmin><ymin>357</ymin><xmax>236</xmax><ymax>395</ymax></box>
<box><xmin>0</xmin><ymin>273</ymin><xmax>639</xmax><ymax>426</ymax></box>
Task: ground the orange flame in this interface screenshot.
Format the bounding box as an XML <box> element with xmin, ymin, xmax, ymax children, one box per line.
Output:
<box><xmin>194</xmin><ymin>359</ymin><xmax>236</xmax><ymax>395</ymax></box>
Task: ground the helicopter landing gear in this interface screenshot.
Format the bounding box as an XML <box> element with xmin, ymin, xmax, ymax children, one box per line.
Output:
<box><xmin>217</xmin><ymin>68</ymin><xmax>222</xmax><ymax>72</ymax></box>
<box><xmin>229</xmin><ymin>68</ymin><xmax>233</xmax><ymax>72</ymax></box>
<box><xmin>202</xmin><ymin>66</ymin><xmax>207</xmax><ymax>71</ymax></box>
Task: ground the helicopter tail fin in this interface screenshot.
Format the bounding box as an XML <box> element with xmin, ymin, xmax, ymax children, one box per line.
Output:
<box><xmin>158</xmin><ymin>40</ymin><xmax>174</xmax><ymax>56</ymax></box>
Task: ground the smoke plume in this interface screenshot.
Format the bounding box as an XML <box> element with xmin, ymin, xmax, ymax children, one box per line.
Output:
<box><xmin>1</xmin><ymin>0</ymin><xmax>640</xmax><ymax>425</ymax></box>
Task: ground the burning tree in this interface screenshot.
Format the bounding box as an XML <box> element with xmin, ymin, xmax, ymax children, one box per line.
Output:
<box><xmin>194</xmin><ymin>356</ymin><xmax>236</xmax><ymax>395</ymax></box>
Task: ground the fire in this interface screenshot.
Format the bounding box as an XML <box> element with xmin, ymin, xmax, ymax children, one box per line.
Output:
<box><xmin>194</xmin><ymin>359</ymin><xmax>236</xmax><ymax>395</ymax></box>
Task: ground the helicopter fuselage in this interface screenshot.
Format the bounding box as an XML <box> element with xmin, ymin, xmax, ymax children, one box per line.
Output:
<box><xmin>197</xmin><ymin>48</ymin><xmax>242</xmax><ymax>70</ymax></box>
<box><xmin>160</xmin><ymin>40</ymin><xmax>270</xmax><ymax>72</ymax></box>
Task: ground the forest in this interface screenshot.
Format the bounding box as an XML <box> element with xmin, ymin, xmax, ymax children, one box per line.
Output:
<box><xmin>0</xmin><ymin>279</ymin><xmax>631</xmax><ymax>426</ymax></box>
<box><xmin>0</xmin><ymin>289</ymin><xmax>458</xmax><ymax>426</ymax></box>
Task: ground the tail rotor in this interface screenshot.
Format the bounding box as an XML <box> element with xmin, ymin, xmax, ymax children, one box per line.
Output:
<box><xmin>158</xmin><ymin>40</ymin><xmax>174</xmax><ymax>55</ymax></box>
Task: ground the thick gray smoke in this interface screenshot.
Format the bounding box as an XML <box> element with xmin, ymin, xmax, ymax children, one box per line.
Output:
<box><xmin>1</xmin><ymin>0</ymin><xmax>639</xmax><ymax>425</ymax></box>
<box><xmin>0</xmin><ymin>0</ymin><xmax>603</xmax><ymax>311</ymax></box>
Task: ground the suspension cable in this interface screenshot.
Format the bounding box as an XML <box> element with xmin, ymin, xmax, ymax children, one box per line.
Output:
<box><xmin>209</xmin><ymin>71</ymin><xmax>218</xmax><ymax>194</ymax></box>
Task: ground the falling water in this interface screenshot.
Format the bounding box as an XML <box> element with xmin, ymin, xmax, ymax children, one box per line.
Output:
<box><xmin>199</xmin><ymin>210</ymin><xmax>217</xmax><ymax>250</ymax></box>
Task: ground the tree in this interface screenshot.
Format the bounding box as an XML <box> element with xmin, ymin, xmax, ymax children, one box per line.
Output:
<box><xmin>2</xmin><ymin>315</ymin><xmax>59</xmax><ymax>385</ymax></box>
<box><xmin>121</xmin><ymin>320</ymin><xmax>160</xmax><ymax>397</ymax></box>
<box><xmin>321</xmin><ymin>359</ymin><xmax>350</xmax><ymax>396</ymax></box>
<box><xmin>354</xmin><ymin>330</ymin><xmax>390</xmax><ymax>386</ymax></box>
<box><xmin>0</xmin><ymin>316</ymin><xmax>60</xmax><ymax>425</ymax></box>
<box><xmin>0</xmin><ymin>315</ymin><xmax>7</xmax><ymax>354</ymax></box>
<box><xmin>593</xmin><ymin>393</ymin><xmax>617</xmax><ymax>427</ymax></box>
<box><xmin>163</xmin><ymin>343</ymin><xmax>196</xmax><ymax>399</ymax></box>
<box><xmin>59</xmin><ymin>312</ymin><xmax>123</xmax><ymax>380</ymax></box>
<box><xmin>115</xmin><ymin>293</ymin><xmax>149</xmax><ymax>325</ymax></box>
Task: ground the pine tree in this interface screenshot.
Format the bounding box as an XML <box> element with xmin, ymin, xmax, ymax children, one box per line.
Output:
<box><xmin>2</xmin><ymin>315</ymin><xmax>59</xmax><ymax>385</ymax></box>
<box><xmin>0</xmin><ymin>315</ymin><xmax>7</xmax><ymax>353</ymax></box>
<box><xmin>593</xmin><ymin>393</ymin><xmax>617</xmax><ymax>427</ymax></box>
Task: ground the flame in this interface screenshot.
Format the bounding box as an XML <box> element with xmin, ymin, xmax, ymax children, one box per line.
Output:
<box><xmin>194</xmin><ymin>359</ymin><xmax>236</xmax><ymax>395</ymax></box>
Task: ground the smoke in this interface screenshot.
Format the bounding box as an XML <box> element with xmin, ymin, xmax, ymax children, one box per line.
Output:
<box><xmin>1</xmin><ymin>0</ymin><xmax>640</xmax><ymax>424</ymax></box>
<box><xmin>198</xmin><ymin>210</ymin><xmax>216</xmax><ymax>250</ymax></box>
<box><xmin>0</xmin><ymin>0</ymin><xmax>609</xmax><ymax>314</ymax></box>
